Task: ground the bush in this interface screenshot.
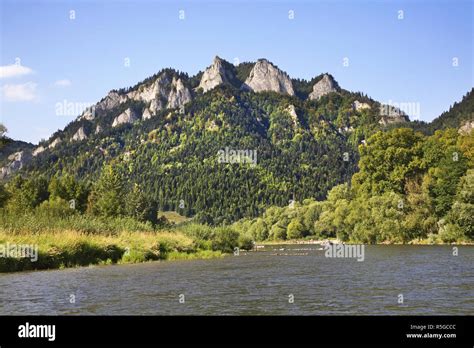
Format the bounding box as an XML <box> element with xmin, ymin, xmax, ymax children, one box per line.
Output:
<box><xmin>270</xmin><ymin>223</ymin><xmax>287</xmax><ymax>240</ymax></box>
<box><xmin>438</xmin><ymin>223</ymin><xmax>465</xmax><ymax>243</ymax></box>
<box><xmin>36</xmin><ymin>197</ymin><xmax>76</xmax><ymax>219</ymax></box>
<box><xmin>238</xmin><ymin>234</ymin><xmax>254</xmax><ymax>250</ymax></box>
<box><xmin>211</xmin><ymin>227</ymin><xmax>239</xmax><ymax>253</ymax></box>
<box><xmin>287</xmin><ymin>219</ymin><xmax>305</xmax><ymax>239</ymax></box>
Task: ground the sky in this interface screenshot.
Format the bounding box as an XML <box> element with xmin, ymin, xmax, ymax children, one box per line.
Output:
<box><xmin>0</xmin><ymin>0</ymin><xmax>472</xmax><ymax>144</ymax></box>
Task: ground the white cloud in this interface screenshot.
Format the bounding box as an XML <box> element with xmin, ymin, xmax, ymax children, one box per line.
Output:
<box><xmin>54</xmin><ymin>79</ymin><xmax>71</xmax><ymax>87</ymax></box>
<box><xmin>1</xmin><ymin>82</ymin><xmax>38</xmax><ymax>101</ymax></box>
<box><xmin>0</xmin><ymin>64</ymin><xmax>34</xmax><ymax>79</ymax></box>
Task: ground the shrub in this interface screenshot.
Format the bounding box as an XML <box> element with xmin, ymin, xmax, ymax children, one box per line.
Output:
<box><xmin>238</xmin><ymin>234</ymin><xmax>254</xmax><ymax>250</ymax></box>
<box><xmin>211</xmin><ymin>226</ymin><xmax>239</xmax><ymax>253</ymax></box>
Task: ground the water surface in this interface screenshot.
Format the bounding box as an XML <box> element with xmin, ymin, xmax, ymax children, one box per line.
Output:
<box><xmin>0</xmin><ymin>245</ymin><xmax>472</xmax><ymax>315</ymax></box>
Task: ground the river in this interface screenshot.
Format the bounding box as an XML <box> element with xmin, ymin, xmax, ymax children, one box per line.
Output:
<box><xmin>0</xmin><ymin>245</ymin><xmax>472</xmax><ymax>315</ymax></box>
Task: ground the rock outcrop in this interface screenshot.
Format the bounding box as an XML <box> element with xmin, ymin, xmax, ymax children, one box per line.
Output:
<box><xmin>199</xmin><ymin>56</ymin><xmax>235</xmax><ymax>92</ymax></box>
<box><xmin>352</xmin><ymin>100</ymin><xmax>371</xmax><ymax>111</ymax></box>
<box><xmin>49</xmin><ymin>137</ymin><xmax>62</xmax><ymax>149</ymax></box>
<box><xmin>32</xmin><ymin>146</ymin><xmax>45</xmax><ymax>157</ymax></box>
<box><xmin>73</xmin><ymin>70</ymin><xmax>193</xmax><ymax>128</ymax></box>
<box><xmin>0</xmin><ymin>151</ymin><xmax>32</xmax><ymax>180</ymax></box>
<box><xmin>96</xmin><ymin>91</ymin><xmax>124</xmax><ymax>112</ymax></box>
<box><xmin>286</xmin><ymin>104</ymin><xmax>299</xmax><ymax>127</ymax></box>
<box><xmin>112</xmin><ymin>108</ymin><xmax>139</xmax><ymax>127</ymax></box>
<box><xmin>378</xmin><ymin>104</ymin><xmax>409</xmax><ymax>125</ymax></box>
<box><xmin>79</xmin><ymin>107</ymin><xmax>95</xmax><ymax>121</ymax></box>
<box><xmin>242</xmin><ymin>59</ymin><xmax>294</xmax><ymax>96</ymax></box>
<box><xmin>459</xmin><ymin>120</ymin><xmax>474</xmax><ymax>134</ymax></box>
<box><xmin>71</xmin><ymin>127</ymin><xmax>88</xmax><ymax>141</ymax></box>
<box><xmin>128</xmin><ymin>73</ymin><xmax>171</xmax><ymax>114</ymax></box>
<box><xmin>142</xmin><ymin>108</ymin><xmax>152</xmax><ymax>120</ymax></box>
<box><xmin>308</xmin><ymin>74</ymin><xmax>338</xmax><ymax>100</ymax></box>
<box><xmin>167</xmin><ymin>77</ymin><xmax>192</xmax><ymax>109</ymax></box>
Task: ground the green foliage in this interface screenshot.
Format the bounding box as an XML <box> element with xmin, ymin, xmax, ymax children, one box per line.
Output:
<box><xmin>426</xmin><ymin>88</ymin><xmax>474</xmax><ymax>134</ymax></box>
<box><xmin>352</xmin><ymin>128</ymin><xmax>425</xmax><ymax>195</ymax></box>
<box><xmin>211</xmin><ymin>226</ymin><xmax>240</xmax><ymax>253</ymax></box>
<box><xmin>238</xmin><ymin>234</ymin><xmax>254</xmax><ymax>250</ymax></box>
<box><xmin>0</xmin><ymin>183</ymin><xmax>9</xmax><ymax>208</ymax></box>
<box><xmin>5</xmin><ymin>175</ymin><xmax>49</xmax><ymax>213</ymax></box>
<box><xmin>125</xmin><ymin>184</ymin><xmax>158</xmax><ymax>225</ymax></box>
<box><xmin>270</xmin><ymin>222</ymin><xmax>287</xmax><ymax>240</ymax></box>
<box><xmin>287</xmin><ymin>218</ymin><xmax>306</xmax><ymax>239</ymax></box>
<box><xmin>88</xmin><ymin>164</ymin><xmax>126</xmax><ymax>217</ymax></box>
<box><xmin>446</xmin><ymin>170</ymin><xmax>474</xmax><ymax>239</ymax></box>
<box><xmin>49</xmin><ymin>174</ymin><xmax>90</xmax><ymax>212</ymax></box>
<box><xmin>248</xmin><ymin>218</ymin><xmax>269</xmax><ymax>241</ymax></box>
<box><xmin>233</xmin><ymin>128</ymin><xmax>473</xmax><ymax>244</ymax></box>
<box><xmin>37</xmin><ymin>197</ymin><xmax>76</xmax><ymax>219</ymax></box>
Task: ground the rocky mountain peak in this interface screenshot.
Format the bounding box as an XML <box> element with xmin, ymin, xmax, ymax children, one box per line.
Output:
<box><xmin>198</xmin><ymin>56</ymin><xmax>234</xmax><ymax>92</ymax></box>
<box><xmin>242</xmin><ymin>59</ymin><xmax>295</xmax><ymax>96</ymax></box>
<box><xmin>167</xmin><ymin>77</ymin><xmax>192</xmax><ymax>109</ymax></box>
<box><xmin>308</xmin><ymin>74</ymin><xmax>339</xmax><ymax>100</ymax></box>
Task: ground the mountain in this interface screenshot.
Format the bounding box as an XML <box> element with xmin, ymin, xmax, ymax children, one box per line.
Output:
<box><xmin>427</xmin><ymin>88</ymin><xmax>474</xmax><ymax>134</ymax></box>
<box><xmin>3</xmin><ymin>56</ymin><xmax>469</xmax><ymax>224</ymax></box>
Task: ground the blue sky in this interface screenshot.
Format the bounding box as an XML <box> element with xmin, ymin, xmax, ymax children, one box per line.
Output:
<box><xmin>0</xmin><ymin>0</ymin><xmax>472</xmax><ymax>144</ymax></box>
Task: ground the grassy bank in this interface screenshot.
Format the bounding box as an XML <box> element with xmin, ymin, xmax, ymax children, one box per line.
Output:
<box><xmin>0</xmin><ymin>228</ymin><xmax>223</xmax><ymax>273</ymax></box>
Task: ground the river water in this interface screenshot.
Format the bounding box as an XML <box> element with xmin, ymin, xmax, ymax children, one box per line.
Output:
<box><xmin>0</xmin><ymin>245</ymin><xmax>472</xmax><ymax>315</ymax></box>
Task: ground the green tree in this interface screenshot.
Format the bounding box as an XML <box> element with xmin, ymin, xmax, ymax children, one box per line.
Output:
<box><xmin>0</xmin><ymin>183</ymin><xmax>9</xmax><ymax>208</ymax></box>
<box><xmin>248</xmin><ymin>218</ymin><xmax>268</xmax><ymax>241</ymax></box>
<box><xmin>270</xmin><ymin>222</ymin><xmax>287</xmax><ymax>240</ymax></box>
<box><xmin>126</xmin><ymin>184</ymin><xmax>157</xmax><ymax>224</ymax></box>
<box><xmin>447</xmin><ymin>170</ymin><xmax>474</xmax><ymax>239</ymax></box>
<box><xmin>88</xmin><ymin>164</ymin><xmax>126</xmax><ymax>217</ymax></box>
<box><xmin>48</xmin><ymin>174</ymin><xmax>89</xmax><ymax>212</ymax></box>
<box><xmin>211</xmin><ymin>226</ymin><xmax>239</xmax><ymax>253</ymax></box>
<box><xmin>287</xmin><ymin>218</ymin><xmax>305</xmax><ymax>239</ymax></box>
<box><xmin>352</xmin><ymin>128</ymin><xmax>425</xmax><ymax>195</ymax></box>
<box><xmin>6</xmin><ymin>175</ymin><xmax>49</xmax><ymax>213</ymax></box>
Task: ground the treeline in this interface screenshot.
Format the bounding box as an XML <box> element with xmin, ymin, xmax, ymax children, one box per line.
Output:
<box><xmin>0</xmin><ymin>165</ymin><xmax>167</xmax><ymax>228</ymax></box>
<box><xmin>233</xmin><ymin>128</ymin><xmax>474</xmax><ymax>244</ymax></box>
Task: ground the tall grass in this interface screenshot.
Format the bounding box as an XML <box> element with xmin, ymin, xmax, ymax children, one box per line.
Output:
<box><xmin>0</xmin><ymin>210</ymin><xmax>154</xmax><ymax>235</ymax></box>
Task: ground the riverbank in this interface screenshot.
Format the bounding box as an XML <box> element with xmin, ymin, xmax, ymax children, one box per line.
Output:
<box><xmin>256</xmin><ymin>238</ymin><xmax>474</xmax><ymax>246</ymax></box>
<box><xmin>0</xmin><ymin>229</ymin><xmax>223</xmax><ymax>273</ymax></box>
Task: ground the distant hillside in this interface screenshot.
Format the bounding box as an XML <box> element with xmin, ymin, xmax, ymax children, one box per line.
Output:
<box><xmin>427</xmin><ymin>88</ymin><xmax>474</xmax><ymax>134</ymax></box>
